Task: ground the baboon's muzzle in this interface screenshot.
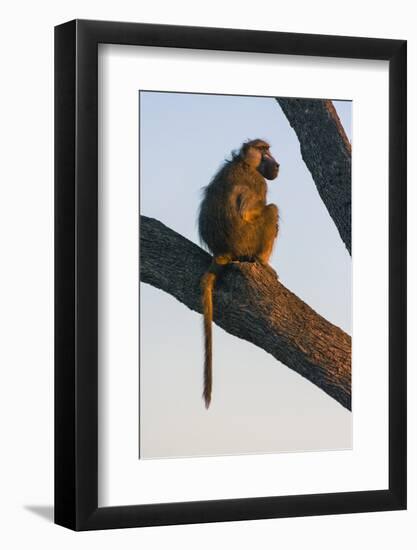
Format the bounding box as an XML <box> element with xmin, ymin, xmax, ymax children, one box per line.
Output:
<box><xmin>262</xmin><ymin>160</ymin><xmax>279</xmax><ymax>180</ymax></box>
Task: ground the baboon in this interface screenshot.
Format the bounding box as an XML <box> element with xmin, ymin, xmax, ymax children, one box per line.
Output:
<box><xmin>198</xmin><ymin>139</ymin><xmax>280</xmax><ymax>408</ymax></box>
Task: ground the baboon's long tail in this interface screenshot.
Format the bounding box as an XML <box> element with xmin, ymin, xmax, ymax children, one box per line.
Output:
<box><xmin>201</xmin><ymin>271</ymin><xmax>217</xmax><ymax>408</ymax></box>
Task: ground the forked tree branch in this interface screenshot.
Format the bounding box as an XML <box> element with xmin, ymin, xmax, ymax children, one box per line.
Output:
<box><xmin>276</xmin><ymin>98</ymin><xmax>352</xmax><ymax>254</ymax></box>
<box><xmin>140</xmin><ymin>215</ymin><xmax>351</xmax><ymax>410</ymax></box>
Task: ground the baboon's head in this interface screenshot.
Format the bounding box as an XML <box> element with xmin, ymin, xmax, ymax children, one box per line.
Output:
<box><xmin>240</xmin><ymin>139</ymin><xmax>279</xmax><ymax>180</ymax></box>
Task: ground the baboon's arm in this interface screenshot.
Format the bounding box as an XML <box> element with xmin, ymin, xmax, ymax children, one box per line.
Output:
<box><xmin>233</xmin><ymin>185</ymin><xmax>265</xmax><ymax>222</ymax></box>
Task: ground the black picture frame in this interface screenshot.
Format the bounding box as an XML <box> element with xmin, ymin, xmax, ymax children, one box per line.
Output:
<box><xmin>55</xmin><ymin>19</ymin><xmax>407</xmax><ymax>531</ymax></box>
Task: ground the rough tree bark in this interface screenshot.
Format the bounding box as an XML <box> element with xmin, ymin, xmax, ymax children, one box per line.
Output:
<box><xmin>276</xmin><ymin>98</ymin><xmax>352</xmax><ymax>254</ymax></box>
<box><xmin>140</xmin><ymin>215</ymin><xmax>351</xmax><ymax>410</ymax></box>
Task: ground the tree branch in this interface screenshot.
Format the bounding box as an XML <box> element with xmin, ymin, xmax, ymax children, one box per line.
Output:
<box><xmin>276</xmin><ymin>98</ymin><xmax>352</xmax><ymax>254</ymax></box>
<box><xmin>140</xmin><ymin>215</ymin><xmax>351</xmax><ymax>410</ymax></box>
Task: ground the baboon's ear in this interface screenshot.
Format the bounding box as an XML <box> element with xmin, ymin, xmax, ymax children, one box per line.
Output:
<box><xmin>241</xmin><ymin>144</ymin><xmax>262</xmax><ymax>168</ymax></box>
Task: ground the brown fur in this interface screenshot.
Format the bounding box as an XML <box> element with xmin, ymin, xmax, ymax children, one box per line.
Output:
<box><xmin>198</xmin><ymin>139</ymin><xmax>280</xmax><ymax>407</ymax></box>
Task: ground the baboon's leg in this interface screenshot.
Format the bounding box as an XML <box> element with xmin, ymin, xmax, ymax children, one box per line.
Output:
<box><xmin>257</xmin><ymin>204</ymin><xmax>278</xmax><ymax>264</ymax></box>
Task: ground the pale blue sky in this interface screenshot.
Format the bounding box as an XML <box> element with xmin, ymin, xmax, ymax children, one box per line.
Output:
<box><xmin>139</xmin><ymin>91</ymin><xmax>352</xmax><ymax>459</ymax></box>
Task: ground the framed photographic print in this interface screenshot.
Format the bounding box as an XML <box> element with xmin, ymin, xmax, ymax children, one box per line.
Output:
<box><xmin>55</xmin><ymin>19</ymin><xmax>406</xmax><ymax>530</ymax></box>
